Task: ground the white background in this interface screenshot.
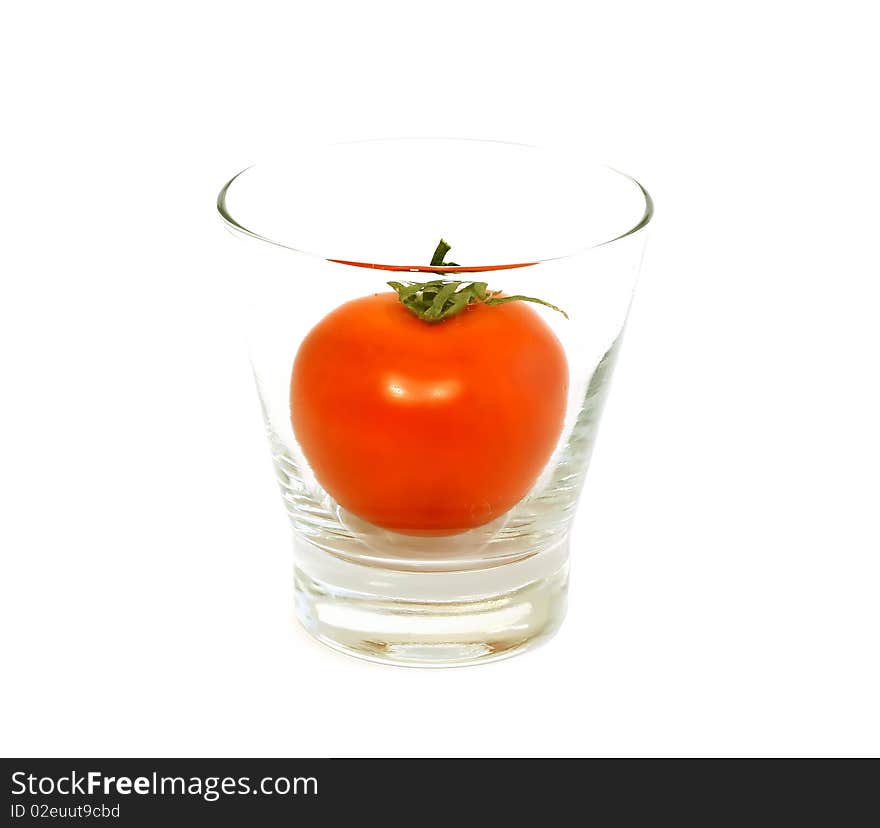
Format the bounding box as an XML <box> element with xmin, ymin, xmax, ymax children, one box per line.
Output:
<box><xmin>2</xmin><ymin>1</ymin><xmax>878</xmax><ymax>758</ymax></box>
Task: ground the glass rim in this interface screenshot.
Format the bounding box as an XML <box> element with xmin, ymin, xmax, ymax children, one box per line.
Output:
<box><xmin>216</xmin><ymin>137</ymin><xmax>654</xmax><ymax>271</ymax></box>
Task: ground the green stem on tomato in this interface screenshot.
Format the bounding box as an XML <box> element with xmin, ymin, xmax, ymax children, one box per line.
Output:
<box><xmin>389</xmin><ymin>239</ymin><xmax>568</xmax><ymax>323</ymax></box>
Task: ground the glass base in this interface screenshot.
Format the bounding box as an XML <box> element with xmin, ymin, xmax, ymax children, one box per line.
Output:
<box><xmin>293</xmin><ymin>535</ymin><xmax>570</xmax><ymax>667</ymax></box>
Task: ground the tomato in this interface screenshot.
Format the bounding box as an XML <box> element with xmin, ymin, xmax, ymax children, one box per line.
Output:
<box><xmin>290</xmin><ymin>291</ymin><xmax>568</xmax><ymax>534</ymax></box>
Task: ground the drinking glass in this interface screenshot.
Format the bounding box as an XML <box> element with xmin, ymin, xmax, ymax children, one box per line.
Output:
<box><xmin>217</xmin><ymin>139</ymin><xmax>652</xmax><ymax>666</ymax></box>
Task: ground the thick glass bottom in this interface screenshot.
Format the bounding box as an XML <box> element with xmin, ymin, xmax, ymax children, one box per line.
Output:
<box><xmin>293</xmin><ymin>534</ymin><xmax>569</xmax><ymax>667</ymax></box>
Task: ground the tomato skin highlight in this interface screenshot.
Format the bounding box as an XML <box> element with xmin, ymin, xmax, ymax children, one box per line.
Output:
<box><xmin>290</xmin><ymin>292</ymin><xmax>568</xmax><ymax>535</ymax></box>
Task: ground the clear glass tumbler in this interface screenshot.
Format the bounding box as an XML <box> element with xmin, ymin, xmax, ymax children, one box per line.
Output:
<box><xmin>217</xmin><ymin>139</ymin><xmax>652</xmax><ymax>666</ymax></box>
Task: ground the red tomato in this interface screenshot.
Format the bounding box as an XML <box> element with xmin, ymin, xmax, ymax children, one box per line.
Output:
<box><xmin>290</xmin><ymin>292</ymin><xmax>568</xmax><ymax>534</ymax></box>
